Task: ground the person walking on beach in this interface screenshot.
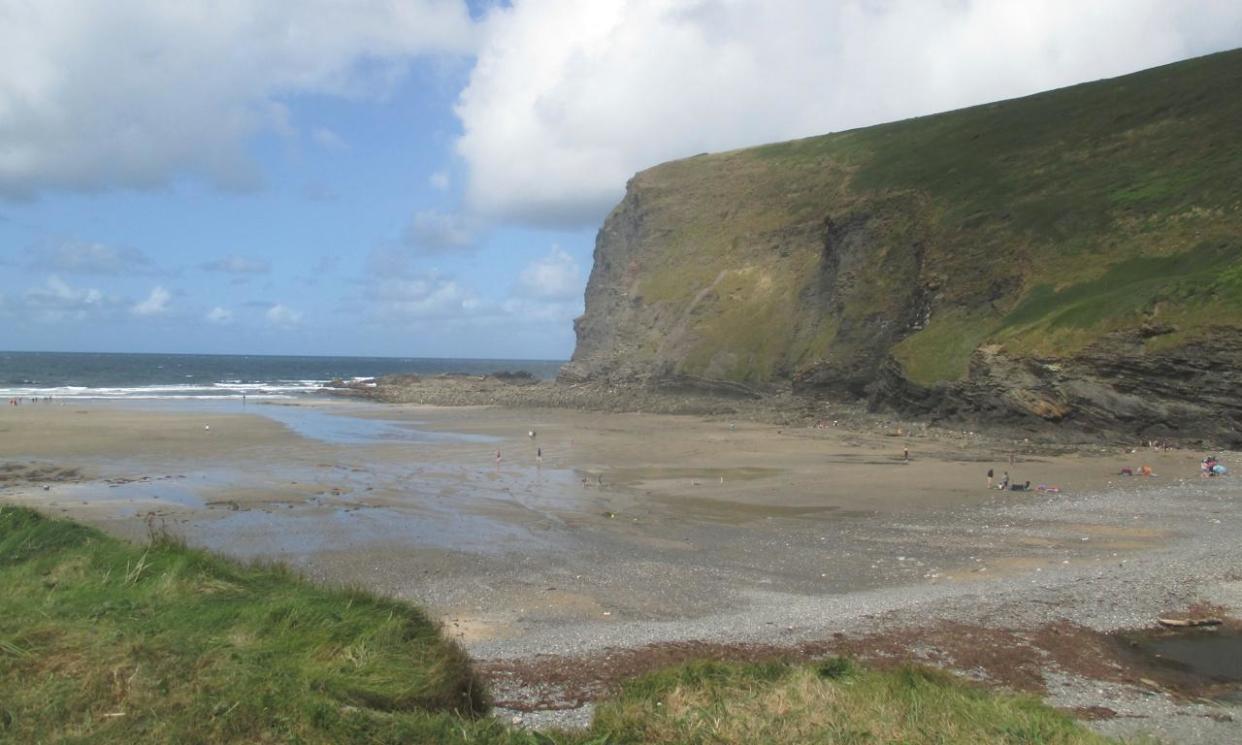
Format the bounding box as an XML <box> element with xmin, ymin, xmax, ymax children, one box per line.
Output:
<box><xmin>536</xmin><ymin>447</ymin><xmax>543</xmax><ymax>465</ymax></box>
<box><xmin>987</xmin><ymin>468</ymin><xmax>994</xmax><ymax>489</ymax></box>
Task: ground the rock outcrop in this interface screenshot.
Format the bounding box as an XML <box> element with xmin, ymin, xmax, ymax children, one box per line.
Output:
<box><xmin>562</xmin><ymin>49</ymin><xmax>1242</xmax><ymax>445</ymax></box>
<box><xmin>875</xmin><ymin>329</ymin><xmax>1242</xmax><ymax>445</ymax></box>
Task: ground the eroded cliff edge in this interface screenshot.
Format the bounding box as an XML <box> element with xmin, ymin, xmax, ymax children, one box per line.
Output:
<box><xmin>561</xmin><ymin>49</ymin><xmax>1242</xmax><ymax>445</ymax></box>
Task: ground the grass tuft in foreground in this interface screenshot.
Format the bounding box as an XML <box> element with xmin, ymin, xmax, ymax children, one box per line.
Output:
<box><xmin>0</xmin><ymin>505</ymin><xmax>505</xmax><ymax>744</ymax></box>
<box><xmin>585</xmin><ymin>659</ymin><xmax>1127</xmax><ymax>745</ymax></box>
<box><xmin>1</xmin><ymin>505</ymin><xmax>1131</xmax><ymax>744</ymax></box>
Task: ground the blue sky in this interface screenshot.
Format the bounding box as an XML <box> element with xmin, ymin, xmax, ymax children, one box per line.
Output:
<box><xmin>1</xmin><ymin>1</ymin><xmax>1239</xmax><ymax>360</ymax></box>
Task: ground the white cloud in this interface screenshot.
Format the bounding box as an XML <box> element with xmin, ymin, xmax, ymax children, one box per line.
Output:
<box><xmin>429</xmin><ymin>170</ymin><xmax>451</xmax><ymax>191</ymax></box>
<box><xmin>266</xmin><ymin>303</ymin><xmax>303</xmax><ymax>327</ymax></box>
<box><xmin>131</xmin><ymin>285</ymin><xmax>171</xmax><ymax>316</ymax></box>
<box><xmin>500</xmin><ymin>296</ymin><xmax>582</xmax><ymax>325</ymax></box>
<box><xmin>456</xmin><ymin>0</ymin><xmax>1242</xmax><ymax>226</ymax></box>
<box><xmin>403</xmin><ymin>209</ymin><xmax>477</xmax><ymax>252</ymax></box>
<box><xmin>201</xmin><ymin>255</ymin><xmax>271</xmax><ymax>274</ymax></box>
<box><xmin>311</xmin><ymin>127</ymin><xmax>347</xmax><ymax>151</ymax></box>
<box><xmin>0</xmin><ymin>0</ymin><xmax>475</xmax><ymax>199</ymax></box>
<box><xmin>26</xmin><ymin>241</ymin><xmax>157</xmax><ymax>275</ymax></box>
<box><xmin>371</xmin><ymin>274</ymin><xmax>479</xmax><ymax>321</ymax></box>
<box><xmin>205</xmin><ymin>306</ymin><xmax>234</xmax><ymax>324</ymax></box>
<box><xmin>22</xmin><ymin>275</ymin><xmax>109</xmax><ymax>322</ymax></box>
<box><xmin>516</xmin><ymin>246</ymin><xmax>581</xmax><ymax>301</ymax></box>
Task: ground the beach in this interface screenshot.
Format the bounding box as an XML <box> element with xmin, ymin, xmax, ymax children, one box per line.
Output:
<box><xmin>2</xmin><ymin>398</ymin><xmax>1240</xmax><ymax>742</ymax></box>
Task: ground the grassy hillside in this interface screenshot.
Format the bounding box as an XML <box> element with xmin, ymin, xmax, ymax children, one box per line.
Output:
<box><xmin>0</xmin><ymin>506</ymin><xmax>1130</xmax><ymax>743</ymax></box>
<box><xmin>572</xmin><ymin>49</ymin><xmax>1242</xmax><ymax>393</ymax></box>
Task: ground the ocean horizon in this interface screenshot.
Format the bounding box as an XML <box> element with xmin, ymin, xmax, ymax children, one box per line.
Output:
<box><xmin>0</xmin><ymin>351</ymin><xmax>566</xmax><ymax>401</ymax></box>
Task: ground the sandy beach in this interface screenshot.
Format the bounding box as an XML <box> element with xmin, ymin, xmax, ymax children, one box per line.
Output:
<box><xmin>2</xmin><ymin>398</ymin><xmax>1240</xmax><ymax>742</ymax></box>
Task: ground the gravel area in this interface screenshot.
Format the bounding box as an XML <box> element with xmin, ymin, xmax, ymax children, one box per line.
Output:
<box><xmin>470</xmin><ymin>480</ymin><xmax>1240</xmax><ymax>657</ymax></box>
<box><xmin>466</xmin><ymin>478</ymin><xmax>1242</xmax><ymax>743</ymax></box>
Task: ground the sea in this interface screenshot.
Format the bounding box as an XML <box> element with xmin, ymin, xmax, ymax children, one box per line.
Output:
<box><xmin>0</xmin><ymin>351</ymin><xmax>565</xmax><ymax>401</ymax></box>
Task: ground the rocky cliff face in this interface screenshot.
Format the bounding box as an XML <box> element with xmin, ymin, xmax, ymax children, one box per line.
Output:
<box><xmin>874</xmin><ymin>329</ymin><xmax>1242</xmax><ymax>445</ymax></box>
<box><xmin>562</xmin><ymin>50</ymin><xmax>1242</xmax><ymax>444</ymax></box>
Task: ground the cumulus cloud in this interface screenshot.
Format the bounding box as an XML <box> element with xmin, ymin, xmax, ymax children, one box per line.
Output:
<box><xmin>403</xmin><ymin>209</ymin><xmax>477</xmax><ymax>253</ymax></box>
<box><xmin>371</xmin><ymin>273</ymin><xmax>480</xmax><ymax>321</ymax></box>
<box><xmin>22</xmin><ymin>275</ymin><xmax>110</xmax><ymax>322</ymax></box>
<box><xmin>266</xmin><ymin>303</ymin><xmax>303</xmax><ymax>328</ymax></box>
<box><xmin>205</xmin><ymin>306</ymin><xmax>234</xmax><ymax>324</ymax></box>
<box><xmin>456</xmin><ymin>0</ymin><xmax>1242</xmax><ymax>226</ymax></box>
<box><xmin>26</xmin><ymin>241</ymin><xmax>157</xmax><ymax>275</ymax></box>
<box><xmin>201</xmin><ymin>255</ymin><xmax>271</xmax><ymax>274</ymax></box>
<box><xmin>516</xmin><ymin>247</ymin><xmax>582</xmax><ymax>301</ymax></box>
<box><xmin>0</xmin><ymin>0</ymin><xmax>474</xmax><ymax>199</ymax></box>
<box><xmin>131</xmin><ymin>285</ymin><xmax>171</xmax><ymax>316</ymax></box>
<box><xmin>500</xmin><ymin>296</ymin><xmax>582</xmax><ymax>325</ymax></box>
<box><xmin>311</xmin><ymin>127</ymin><xmax>348</xmax><ymax>151</ymax></box>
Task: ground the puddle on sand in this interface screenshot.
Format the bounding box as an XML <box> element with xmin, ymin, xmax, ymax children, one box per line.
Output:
<box><xmin>36</xmin><ymin>478</ymin><xmax>206</xmax><ymax>517</ymax></box>
<box><xmin>184</xmin><ymin>504</ymin><xmax>556</xmax><ymax>560</ymax></box>
<box><xmin>104</xmin><ymin>398</ymin><xmax>499</xmax><ymax>446</ymax></box>
<box><xmin>1122</xmin><ymin>628</ymin><xmax>1242</xmax><ymax>701</ymax></box>
<box><xmin>243</xmin><ymin>404</ymin><xmax>501</xmax><ymax>446</ymax></box>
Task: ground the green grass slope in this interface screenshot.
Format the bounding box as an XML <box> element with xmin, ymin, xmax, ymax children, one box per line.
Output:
<box><xmin>1</xmin><ymin>506</ymin><xmax>1134</xmax><ymax>744</ymax></box>
<box><xmin>0</xmin><ymin>505</ymin><xmax>500</xmax><ymax>744</ymax></box>
<box><xmin>574</xmin><ymin>49</ymin><xmax>1242</xmax><ymax>392</ymax></box>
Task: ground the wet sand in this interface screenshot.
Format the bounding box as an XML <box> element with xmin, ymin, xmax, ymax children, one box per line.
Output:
<box><xmin>0</xmin><ymin>399</ymin><xmax>1212</xmax><ymax>626</ymax></box>
<box><xmin>2</xmin><ymin>399</ymin><xmax>1240</xmax><ymax>741</ymax></box>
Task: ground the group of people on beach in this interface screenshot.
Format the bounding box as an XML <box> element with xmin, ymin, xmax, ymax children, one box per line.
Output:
<box><xmin>986</xmin><ymin>445</ymin><xmax>1232</xmax><ymax>495</ymax></box>
<box><xmin>8</xmin><ymin>397</ymin><xmax>52</xmax><ymax>406</ymax></box>
<box><xmin>1201</xmin><ymin>455</ymin><xmax>1229</xmax><ymax>478</ymax></box>
<box><xmin>1117</xmin><ymin>456</ymin><xmax>1229</xmax><ymax>479</ymax></box>
<box><xmin>495</xmin><ymin>429</ymin><xmax>544</xmax><ymax>468</ymax></box>
<box><xmin>987</xmin><ymin>468</ymin><xmax>1060</xmax><ymax>493</ymax></box>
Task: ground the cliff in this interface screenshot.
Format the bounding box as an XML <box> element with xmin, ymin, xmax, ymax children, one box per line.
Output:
<box><xmin>561</xmin><ymin>49</ymin><xmax>1242</xmax><ymax>444</ymax></box>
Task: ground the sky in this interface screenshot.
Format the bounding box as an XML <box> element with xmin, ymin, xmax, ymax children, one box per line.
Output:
<box><xmin>1</xmin><ymin>1</ymin><xmax>1239</xmax><ymax>360</ymax></box>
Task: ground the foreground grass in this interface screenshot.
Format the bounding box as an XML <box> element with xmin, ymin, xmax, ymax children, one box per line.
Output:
<box><xmin>587</xmin><ymin>660</ymin><xmax>1126</xmax><ymax>745</ymax></box>
<box><xmin>1</xmin><ymin>506</ymin><xmax>1127</xmax><ymax>744</ymax></box>
<box><xmin>0</xmin><ymin>505</ymin><xmax>507</xmax><ymax>744</ymax></box>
